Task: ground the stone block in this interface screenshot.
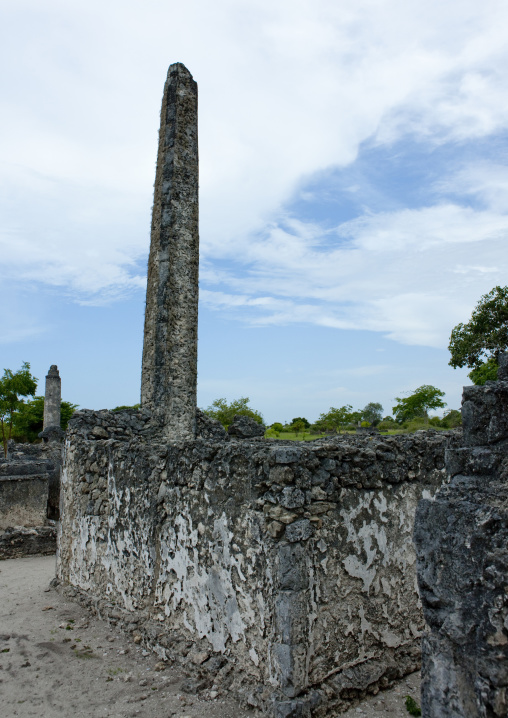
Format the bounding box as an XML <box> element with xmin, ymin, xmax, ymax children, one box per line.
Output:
<box><xmin>0</xmin><ymin>475</ymin><xmax>49</xmax><ymax>530</ymax></box>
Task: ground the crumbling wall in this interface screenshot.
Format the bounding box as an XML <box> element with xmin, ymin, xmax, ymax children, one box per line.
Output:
<box><xmin>58</xmin><ymin>408</ymin><xmax>458</xmax><ymax>715</ymax></box>
<box><xmin>0</xmin><ymin>442</ymin><xmax>59</xmax><ymax>558</ymax></box>
<box><xmin>415</xmin><ymin>371</ymin><xmax>508</xmax><ymax>717</ymax></box>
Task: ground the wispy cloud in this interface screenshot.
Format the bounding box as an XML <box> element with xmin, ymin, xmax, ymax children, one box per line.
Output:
<box><xmin>1</xmin><ymin>0</ymin><xmax>508</xmax><ymax>346</ymax></box>
<box><xmin>201</xmin><ymin>195</ymin><xmax>508</xmax><ymax>347</ymax></box>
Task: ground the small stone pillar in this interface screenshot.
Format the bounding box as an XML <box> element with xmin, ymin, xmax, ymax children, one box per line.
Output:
<box><xmin>43</xmin><ymin>365</ymin><xmax>61</xmax><ymax>431</ymax></box>
<box><xmin>141</xmin><ymin>63</ymin><xmax>199</xmax><ymax>440</ymax></box>
<box><xmin>40</xmin><ymin>364</ymin><xmax>64</xmax><ymax>519</ymax></box>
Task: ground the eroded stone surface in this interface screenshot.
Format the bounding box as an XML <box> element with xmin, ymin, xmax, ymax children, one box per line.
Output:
<box><xmin>42</xmin><ymin>365</ymin><xmax>61</xmax><ymax>432</ymax></box>
<box><xmin>228</xmin><ymin>415</ymin><xmax>266</xmax><ymax>439</ymax></box>
<box><xmin>58</xmin><ymin>408</ymin><xmax>458</xmax><ymax>715</ymax></box>
<box><xmin>140</xmin><ymin>63</ymin><xmax>199</xmax><ymax>441</ymax></box>
<box><xmin>0</xmin><ymin>441</ymin><xmax>60</xmax><ymax>556</ymax></box>
<box><xmin>415</xmin><ymin>371</ymin><xmax>508</xmax><ymax>717</ymax></box>
<box><xmin>0</xmin><ymin>442</ymin><xmax>59</xmax><ymax>531</ymax></box>
<box><xmin>0</xmin><ymin>524</ymin><xmax>56</xmax><ymax>559</ymax></box>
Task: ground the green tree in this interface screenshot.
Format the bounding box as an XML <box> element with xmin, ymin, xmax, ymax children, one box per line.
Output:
<box><xmin>291</xmin><ymin>417</ymin><xmax>310</xmax><ymax>429</ymax></box>
<box><xmin>349</xmin><ymin>410</ymin><xmax>362</xmax><ymax>426</ymax></box>
<box><xmin>467</xmin><ymin>357</ymin><xmax>499</xmax><ymax>386</ymax></box>
<box><xmin>14</xmin><ymin>396</ymin><xmax>78</xmax><ymax>442</ymax></box>
<box><xmin>317</xmin><ymin>405</ymin><xmax>353</xmax><ymax>434</ymax></box>
<box><xmin>290</xmin><ymin>419</ymin><xmax>307</xmax><ymax>437</ymax></box>
<box><xmin>203</xmin><ymin>397</ymin><xmax>264</xmax><ymax>429</ymax></box>
<box><xmin>0</xmin><ymin>362</ymin><xmax>37</xmax><ymax>457</ymax></box>
<box><xmin>439</xmin><ymin>409</ymin><xmax>462</xmax><ymax>429</ymax></box>
<box><xmin>378</xmin><ymin>416</ymin><xmax>397</xmax><ymax>431</ymax></box>
<box><xmin>270</xmin><ymin>422</ymin><xmax>284</xmax><ymax>436</ymax></box>
<box><xmin>448</xmin><ymin>286</ymin><xmax>508</xmax><ymax>384</ymax></box>
<box><xmin>392</xmin><ymin>385</ymin><xmax>446</xmax><ymax>424</ymax></box>
<box><xmin>362</xmin><ymin>402</ymin><xmax>383</xmax><ymax>425</ymax></box>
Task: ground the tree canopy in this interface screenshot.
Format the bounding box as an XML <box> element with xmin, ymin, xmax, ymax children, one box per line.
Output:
<box><xmin>362</xmin><ymin>402</ymin><xmax>383</xmax><ymax>425</ymax></box>
<box><xmin>290</xmin><ymin>419</ymin><xmax>307</xmax><ymax>436</ymax></box>
<box><xmin>203</xmin><ymin>397</ymin><xmax>264</xmax><ymax>429</ymax></box>
<box><xmin>0</xmin><ymin>362</ymin><xmax>37</xmax><ymax>457</ymax></box>
<box><xmin>291</xmin><ymin>417</ymin><xmax>310</xmax><ymax>429</ymax></box>
<box><xmin>448</xmin><ymin>285</ymin><xmax>508</xmax><ymax>384</ymax></box>
<box><xmin>14</xmin><ymin>396</ymin><xmax>78</xmax><ymax>442</ymax></box>
<box><xmin>316</xmin><ymin>405</ymin><xmax>353</xmax><ymax>433</ymax></box>
<box><xmin>392</xmin><ymin>385</ymin><xmax>446</xmax><ymax>424</ymax></box>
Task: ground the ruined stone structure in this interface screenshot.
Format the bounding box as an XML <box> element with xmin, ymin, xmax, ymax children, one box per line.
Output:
<box><xmin>55</xmin><ymin>63</ymin><xmax>473</xmax><ymax>715</ymax></box>
<box><xmin>0</xmin><ymin>441</ymin><xmax>57</xmax><ymax>558</ymax></box>
<box><xmin>415</xmin><ymin>357</ymin><xmax>508</xmax><ymax>717</ymax></box>
<box><xmin>43</xmin><ymin>365</ymin><xmax>61</xmax><ymax>432</ymax></box>
<box><xmin>39</xmin><ymin>364</ymin><xmax>65</xmax><ymax>514</ymax></box>
<box><xmin>57</xmin><ymin>406</ymin><xmax>458</xmax><ymax>715</ymax></box>
<box><xmin>0</xmin><ymin>364</ymin><xmax>65</xmax><ymax>557</ymax></box>
<box><xmin>141</xmin><ymin>63</ymin><xmax>199</xmax><ymax>441</ymax></box>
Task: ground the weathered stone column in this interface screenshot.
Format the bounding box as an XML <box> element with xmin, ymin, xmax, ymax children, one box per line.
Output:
<box><xmin>141</xmin><ymin>63</ymin><xmax>199</xmax><ymax>440</ymax></box>
<box><xmin>43</xmin><ymin>365</ymin><xmax>61</xmax><ymax>430</ymax></box>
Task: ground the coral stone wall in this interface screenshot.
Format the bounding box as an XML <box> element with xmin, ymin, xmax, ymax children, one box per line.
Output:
<box><xmin>58</xmin><ymin>408</ymin><xmax>458</xmax><ymax>715</ymax></box>
<box><xmin>415</xmin><ymin>377</ymin><xmax>508</xmax><ymax>717</ymax></box>
<box><xmin>0</xmin><ymin>442</ymin><xmax>59</xmax><ymax>558</ymax></box>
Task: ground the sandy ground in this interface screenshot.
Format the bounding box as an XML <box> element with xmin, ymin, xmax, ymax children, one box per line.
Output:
<box><xmin>0</xmin><ymin>556</ymin><xmax>421</xmax><ymax>717</ymax></box>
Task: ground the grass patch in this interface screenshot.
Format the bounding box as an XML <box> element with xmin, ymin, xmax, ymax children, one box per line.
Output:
<box><xmin>268</xmin><ymin>431</ymin><xmax>328</xmax><ymax>441</ymax></box>
<box><xmin>73</xmin><ymin>646</ymin><xmax>96</xmax><ymax>659</ymax></box>
<box><xmin>405</xmin><ymin>696</ymin><xmax>422</xmax><ymax>716</ymax></box>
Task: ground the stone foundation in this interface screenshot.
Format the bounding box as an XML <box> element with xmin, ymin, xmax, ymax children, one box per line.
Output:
<box><xmin>57</xmin><ymin>408</ymin><xmax>458</xmax><ymax>715</ymax></box>
<box><xmin>0</xmin><ymin>441</ymin><xmax>60</xmax><ymax>558</ymax></box>
<box><xmin>0</xmin><ymin>524</ymin><xmax>57</xmax><ymax>559</ymax></box>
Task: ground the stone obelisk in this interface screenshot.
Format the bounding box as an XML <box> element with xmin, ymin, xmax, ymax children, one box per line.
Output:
<box><xmin>43</xmin><ymin>365</ymin><xmax>61</xmax><ymax>431</ymax></box>
<box><xmin>141</xmin><ymin>63</ymin><xmax>199</xmax><ymax>440</ymax></box>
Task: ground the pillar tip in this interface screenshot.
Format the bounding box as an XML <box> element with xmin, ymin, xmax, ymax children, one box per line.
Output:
<box><xmin>167</xmin><ymin>62</ymin><xmax>193</xmax><ymax>79</ymax></box>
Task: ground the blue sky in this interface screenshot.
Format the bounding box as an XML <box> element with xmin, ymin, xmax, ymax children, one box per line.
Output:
<box><xmin>1</xmin><ymin>0</ymin><xmax>507</xmax><ymax>424</ymax></box>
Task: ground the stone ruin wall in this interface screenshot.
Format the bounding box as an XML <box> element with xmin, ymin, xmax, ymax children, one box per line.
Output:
<box><xmin>57</xmin><ymin>406</ymin><xmax>459</xmax><ymax>715</ymax></box>
<box><xmin>415</xmin><ymin>364</ymin><xmax>508</xmax><ymax>717</ymax></box>
<box><xmin>0</xmin><ymin>441</ymin><xmax>59</xmax><ymax>558</ymax></box>
<box><xmin>53</xmin><ymin>60</ymin><xmax>508</xmax><ymax>716</ymax></box>
<box><xmin>0</xmin><ymin>364</ymin><xmax>63</xmax><ymax>559</ymax></box>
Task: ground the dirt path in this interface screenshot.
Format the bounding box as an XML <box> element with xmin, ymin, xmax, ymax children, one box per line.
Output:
<box><xmin>0</xmin><ymin>556</ymin><xmax>421</xmax><ymax>717</ymax></box>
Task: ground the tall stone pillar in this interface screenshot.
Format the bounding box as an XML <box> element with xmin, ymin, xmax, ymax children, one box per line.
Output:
<box><xmin>43</xmin><ymin>365</ymin><xmax>61</xmax><ymax>430</ymax></box>
<box><xmin>141</xmin><ymin>63</ymin><xmax>199</xmax><ymax>440</ymax></box>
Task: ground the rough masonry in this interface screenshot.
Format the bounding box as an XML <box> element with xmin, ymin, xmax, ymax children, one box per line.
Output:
<box><xmin>43</xmin><ymin>365</ymin><xmax>61</xmax><ymax>432</ymax></box>
<box><xmin>56</xmin><ymin>63</ymin><xmax>463</xmax><ymax>716</ymax></box>
<box><xmin>415</xmin><ymin>356</ymin><xmax>508</xmax><ymax>717</ymax></box>
<box><xmin>0</xmin><ymin>441</ymin><xmax>57</xmax><ymax>558</ymax></box>
<box><xmin>57</xmin><ymin>406</ymin><xmax>459</xmax><ymax>716</ymax></box>
<box><xmin>141</xmin><ymin>63</ymin><xmax>199</xmax><ymax>440</ymax></box>
<box><xmin>0</xmin><ymin>364</ymin><xmax>64</xmax><ymax>558</ymax></box>
<box><xmin>39</xmin><ymin>363</ymin><xmax>64</xmax><ymax>515</ymax></box>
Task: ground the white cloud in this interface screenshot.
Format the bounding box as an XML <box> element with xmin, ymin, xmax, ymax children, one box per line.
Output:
<box><xmin>1</xmin><ymin>0</ymin><xmax>508</xmax><ymax>342</ymax></box>
<box><xmin>201</xmin><ymin>199</ymin><xmax>508</xmax><ymax>347</ymax></box>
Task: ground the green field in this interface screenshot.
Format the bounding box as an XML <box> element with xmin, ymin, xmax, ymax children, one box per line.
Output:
<box><xmin>266</xmin><ymin>425</ymin><xmax>452</xmax><ymax>440</ymax></box>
